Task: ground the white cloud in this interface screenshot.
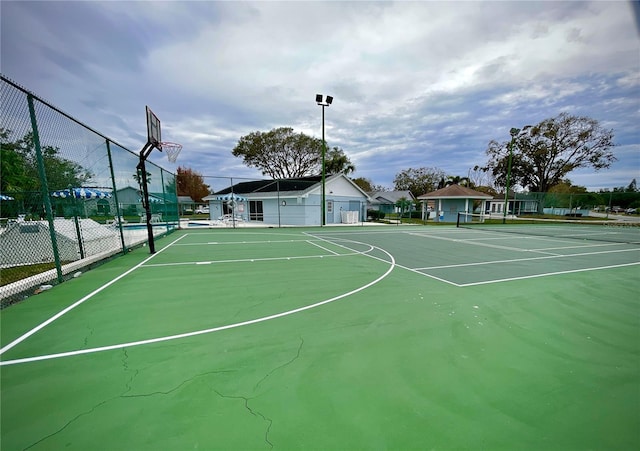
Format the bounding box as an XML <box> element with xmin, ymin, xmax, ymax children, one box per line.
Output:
<box><xmin>1</xmin><ymin>0</ymin><xmax>638</xmax><ymax>190</ymax></box>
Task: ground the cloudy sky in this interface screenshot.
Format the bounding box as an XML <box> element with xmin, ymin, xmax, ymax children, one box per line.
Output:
<box><xmin>2</xmin><ymin>1</ymin><xmax>639</xmax><ymax>191</ymax></box>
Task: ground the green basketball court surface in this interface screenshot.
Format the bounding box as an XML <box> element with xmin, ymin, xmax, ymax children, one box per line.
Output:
<box><xmin>1</xmin><ymin>225</ymin><xmax>638</xmax><ymax>450</ymax></box>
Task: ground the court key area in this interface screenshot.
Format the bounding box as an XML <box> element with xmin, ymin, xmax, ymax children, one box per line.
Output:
<box><xmin>1</xmin><ymin>225</ymin><xmax>639</xmax><ymax>450</ymax></box>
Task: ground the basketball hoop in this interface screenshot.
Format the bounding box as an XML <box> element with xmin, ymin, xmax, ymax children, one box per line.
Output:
<box><xmin>159</xmin><ymin>142</ymin><xmax>182</xmax><ymax>163</ymax></box>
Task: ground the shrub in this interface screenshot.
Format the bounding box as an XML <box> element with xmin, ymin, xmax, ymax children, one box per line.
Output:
<box><xmin>367</xmin><ymin>209</ymin><xmax>385</xmax><ymax>220</ymax></box>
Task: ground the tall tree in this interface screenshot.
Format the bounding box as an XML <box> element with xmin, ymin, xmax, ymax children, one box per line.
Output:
<box><xmin>352</xmin><ymin>177</ymin><xmax>374</xmax><ymax>192</ymax></box>
<box><xmin>176</xmin><ymin>166</ymin><xmax>210</xmax><ymax>202</ymax></box>
<box><xmin>469</xmin><ymin>166</ymin><xmax>493</xmax><ymax>189</ymax></box>
<box><xmin>233</xmin><ymin>127</ymin><xmax>320</xmax><ymax>178</ymax></box>
<box><xmin>442</xmin><ymin>175</ymin><xmax>472</xmax><ymax>188</ymax></box>
<box><xmin>546</xmin><ymin>180</ymin><xmax>604</xmax><ymax>210</ymax></box>
<box><xmin>482</xmin><ymin>113</ymin><xmax>615</xmax><ymax>193</ymax></box>
<box><xmin>548</xmin><ymin>179</ymin><xmax>588</xmax><ymax>194</ymax></box>
<box><xmin>325</xmin><ymin>146</ymin><xmax>356</xmax><ymax>175</ymax></box>
<box><xmin>0</xmin><ymin>129</ymin><xmax>30</xmax><ymax>192</ymax></box>
<box><xmin>393</xmin><ymin>167</ymin><xmax>446</xmax><ymax>198</ymax></box>
<box><xmin>371</xmin><ymin>184</ymin><xmax>389</xmax><ymax>192</ymax></box>
<box><xmin>232</xmin><ymin>127</ymin><xmax>354</xmax><ymax>179</ymax></box>
<box><xmin>0</xmin><ymin>129</ymin><xmax>93</xmax><ymax>192</ymax></box>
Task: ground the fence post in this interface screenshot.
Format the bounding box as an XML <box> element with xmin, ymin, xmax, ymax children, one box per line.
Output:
<box><xmin>27</xmin><ymin>94</ymin><xmax>63</xmax><ymax>282</ymax></box>
<box><xmin>277</xmin><ymin>179</ymin><xmax>281</xmax><ymax>228</ymax></box>
<box><xmin>106</xmin><ymin>140</ymin><xmax>127</xmax><ymax>254</ymax></box>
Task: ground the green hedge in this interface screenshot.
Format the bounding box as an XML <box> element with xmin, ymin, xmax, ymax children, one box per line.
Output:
<box><xmin>367</xmin><ymin>209</ymin><xmax>385</xmax><ymax>220</ymax></box>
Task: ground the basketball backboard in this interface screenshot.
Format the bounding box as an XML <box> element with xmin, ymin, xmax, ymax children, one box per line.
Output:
<box><xmin>146</xmin><ymin>106</ymin><xmax>161</xmax><ymax>148</ymax></box>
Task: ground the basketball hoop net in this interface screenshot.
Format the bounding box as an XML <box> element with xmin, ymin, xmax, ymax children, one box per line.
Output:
<box><xmin>159</xmin><ymin>142</ymin><xmax>182</xmax><ymax>163</ymax></box>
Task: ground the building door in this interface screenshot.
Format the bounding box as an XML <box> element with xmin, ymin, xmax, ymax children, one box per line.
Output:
<box><xmin>250</xmin><ymin>200</ymin><xmax>263</xmax><ymax>221</ymax></box>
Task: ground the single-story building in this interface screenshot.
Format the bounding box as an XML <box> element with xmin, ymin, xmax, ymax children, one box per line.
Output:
<box><xmin>368</xmin><ymin>190</ymin><xmax>416</xmax><ymax>215</ymax></box>
<box><xmin>177</xmin><ymin>196</ymin><xmax>195</xmax><ymax>214</ymax></box>
<box><xmin>484</xmin><ymin>193</ymin><xmax>540</xmax><ymax>216</ymax></box>
<box><xmin>112</xmin><ymin>186</ymin><xmax>175</xmax><ymax>219</ymax></box>
<box><xmin>417</xmin><ymin>185</ymin><xmax>493</xmax><ymax>222</ymax></box>
<box><xmin>203</xmin><ymin>174</ymin><xmax>371</xmax><ymax>226</ymax></box>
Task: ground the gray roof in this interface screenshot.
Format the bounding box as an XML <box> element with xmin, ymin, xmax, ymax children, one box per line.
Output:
<box><xmin>368</xmin><ymin>190</ymin><xmax>415</xmax><ymax>204</ymax></box>
<box><xmin>203</xmin><ymin>174</ymin><xmax>371</xmax><ymax>200</ymax></box>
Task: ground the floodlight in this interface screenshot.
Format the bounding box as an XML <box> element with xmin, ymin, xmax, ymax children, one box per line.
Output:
<box><xmin>315</xmin><ymin>93</ymin><xmax>335</xmax><ymax>225</ymax></box>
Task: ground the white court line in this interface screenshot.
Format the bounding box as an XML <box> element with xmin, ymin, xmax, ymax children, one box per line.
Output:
<box><xmin>413</xmin><ymin>247</ymin><xmax>640</xmax><ymax>271</ymax></box>
<box><xmin>0</xmin><ymin>237</ymin><xmax>394</xmax><ymax>366</ymax></box>
<box><xmin>0</xmin><ymin>234</ymin><xmax>188</xmax><ymax>357</ymax></box>
<box><xmin>306</xmin><ymin>240</ymin><xmax>340</xmax><ymax>255</ymax></box>
<box><xmin>453</xmin><ymin>225</ymin><xmax>639</xmax><ymax>243</ymax></box>
<box><xmin>393</xmin><ymin>262</ymin><xmax>462</xmax><ymax>286</ymax></box>
<box><xmin>142</xmin><ymin>250</ymin><xmax>368</xmax><ymax>268</ymax></box>
<box><xmin>534</xmin><ymin>242</ymin><xmax>630</xmax><ymax>252</ymax></box>
<box><xmin>407</xmin><ymin>231</ymin><xmax>557</xmax><ymax>254</ymax></box>
<box><xmin>408</xmin><ymin>230</ymin><xmax>639</xmax><ymax>256</ymax></box>
<box><xmin>314</xmin><ymin>231</ymin><xmax>639</xmax><ymax>287</ymax></box>
<box><xmin>305</xmin><ymin>233</ymin><xmax>461</xmax><ymax>287</ymax></box>
<box><xmin>457</xmin><ymin>262</ymin><xmax>640</xmax><ymax>287</ymax></box>
<box><xmin>178</xmin><ymin>239</ymin><xmax>311</xmax><ymax>246</ymax></box>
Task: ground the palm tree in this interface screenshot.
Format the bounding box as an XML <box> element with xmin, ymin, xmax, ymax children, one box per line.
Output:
<box><xmin>395</xmin><ymin>196</ymin><xmax>413</xmax><ymax>220</ymax></box>
<box><xmin>445</xmin><ymin>175</ymin><xmax>471</xmax><ymax>187</ymax></box>
<box><xmin>325</xmin><ymin>147</ymin><xmax>356</xmax><ymax>175</ymax></box>
<box><xmin>133</xmin><ymin>168</ymin><xmax>152</xmax><ymax>186</ymax></box>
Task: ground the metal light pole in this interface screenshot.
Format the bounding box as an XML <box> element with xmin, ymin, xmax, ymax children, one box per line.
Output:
<box><xmin>503</xmin><ymin>127</ymin><xmax>520</xmax><ymax>224</ymax></box>
<box><xmin>316</xmin><ymin>94</ymin><xmax>333</xmax><ymax>226</ymax></box>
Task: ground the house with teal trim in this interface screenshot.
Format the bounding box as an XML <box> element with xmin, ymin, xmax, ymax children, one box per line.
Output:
<box><xmin>367</xmin><ymin>190</ymin><xmax>416</xmax><ymax>216</ymax></box>
<box><xmin>417</xmin><ymin>185</ymin><xmax>493</xmax><ymax>222</ymax></box>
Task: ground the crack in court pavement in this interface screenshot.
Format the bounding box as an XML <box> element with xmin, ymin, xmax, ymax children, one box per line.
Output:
<box><xmin>213</xmin><ymin>390</ymin><xmax>274</xmax><ymax>449</ymax></box>
<box><xmin>211</xmin><ymin>336</ymin><xmax>305</xmax><ymax>449</ymax></box>
<box><xmin>23</xmin><ymin>397</ymin><xmax>115</xmax><ymax>450</ymax></box>
<box><xmin>231</xmin><ymin>299</ymin><xmax>266</xmax><ymax>320</ymax></box>
<box><xmin>23</xmin><ymin>352</ymin><xmax>233</xmax><ymax>450</ymax></box>
<box><xmin>120</xmin><ymin>369</ymin><xmax>236</xmax><ymax>399</ymax></box>
<box><xmin>24</xmin><ymin>349</ymin><xmax>135</xmax><ymax>450</ymax></box>
<box><xmin>121</xmin><ymin>348</ymin><xmax>139</xmax><ymax>395</ymax></box>
<box><xmin>82</xmin><ymin>326</ymin><xmax>94</xmax><ymax>348</ymax></box>
<box><xmin>254</xmin><ymin>336</ymin><xmax>304</xmax><ymax>392</ymax></box>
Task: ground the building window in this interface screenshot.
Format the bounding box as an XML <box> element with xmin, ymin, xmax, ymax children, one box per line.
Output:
<box><xmin>249</xmin><ymin>200</ymin><xmax>263</xmax><ymax>221</ymax></box>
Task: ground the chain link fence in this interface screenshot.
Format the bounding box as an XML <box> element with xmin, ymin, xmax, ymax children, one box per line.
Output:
<box><xmin>496</xmin><ymin>191</ymin><xmax>640</xmax><ymax>217</ymax></box>
<box><xmin>3</xmin><ymin>76</ymin><xmax>636</xmax><ymax>307</ymax></box>
<box><xmin>0</xmin><ymin>75</ymin><xmax>178</xmax><ymax>307</ymax></box>
<box><xmin>180</xmin><ymin>176</ymin><xmax>639</xmax><ymax>228</ymax></box>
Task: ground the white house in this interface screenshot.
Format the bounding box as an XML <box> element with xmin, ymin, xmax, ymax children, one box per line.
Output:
<box><xmin>484</xmin><ymin>193</ymin><xmax>540</xmax><ymax>216</ymax></box>
<box><xmin>203</xmin><ymin>174</ymin><xmax>371</xmax><ymax>226</ymax></box>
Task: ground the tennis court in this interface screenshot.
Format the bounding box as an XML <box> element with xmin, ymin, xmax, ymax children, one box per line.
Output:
<box><xmin>1</xmin><ymin>224</ymin><xmax>639</xmax><ymax>450</ymax></box>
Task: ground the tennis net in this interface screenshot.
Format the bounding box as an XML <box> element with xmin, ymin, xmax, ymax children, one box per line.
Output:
<box><xmin>456</xmin><ymin>212</ymin><xmax>640</xmax><ymax>244</ymax></box>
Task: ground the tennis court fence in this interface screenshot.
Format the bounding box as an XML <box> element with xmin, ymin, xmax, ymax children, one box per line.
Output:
<box><xmin>457</xmin><ymin>212</ymin><xmax>640</xmax><ymax>244</ymax></box>
<box><xmin>3</xmin><ymin>73</ymin><xmax>638</xmax><ymax>306</ymax></box>
<box><xmin>0</xmin><ymin>75</ymin><xmax>179</xmax><ymax>307</ymax></box>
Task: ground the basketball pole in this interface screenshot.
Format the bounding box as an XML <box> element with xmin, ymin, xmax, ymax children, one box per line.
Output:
<box><xmin>138</xmin><ymin>142</ymin><xmax>156</xmax><ymax>254</ymax></box>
